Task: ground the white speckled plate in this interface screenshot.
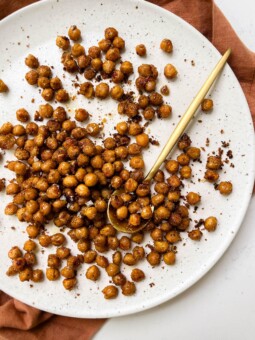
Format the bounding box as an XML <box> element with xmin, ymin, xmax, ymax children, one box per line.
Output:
<box><xmin>0</xmin><ymin>0</ymin><xmax>254</xmax><ymax>318</ymax></box>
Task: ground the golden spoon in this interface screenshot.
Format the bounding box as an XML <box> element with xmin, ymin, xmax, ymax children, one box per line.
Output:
<box><xmin>108</xmin><ymin>48</ymin><xmax>231</xmax><ymax>233</ymax></box>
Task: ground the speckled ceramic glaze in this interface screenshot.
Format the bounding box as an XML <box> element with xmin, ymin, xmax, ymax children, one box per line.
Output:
<box><xmin>0</xmin><ymin>0</ymin><xmax>254</xmax><ymax>318</ymax></box>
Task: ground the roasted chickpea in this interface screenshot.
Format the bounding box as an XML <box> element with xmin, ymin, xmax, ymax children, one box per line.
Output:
<box><xmin>25</xmin><ymin>70</ymin><xmax>39</xmax><ymax>85</ymax></box>
<box><xmin>95</xmin><ymin>83</ymin><xmax>109</xmax><ymax>99</ymax></box>
<box><xmin>164</xmin><ymin>63</ymin><xmax>178</xmax><ymax>79</ymax></box>
<box><xmin>106</xmin><ymin>263</ymin><xmax>120</xmax><ymax>277</ymax></box>
<box><xmin>50</xmin><ymin>77</ymin><xmax>62</xmax><ymax>90</ymax></box>
<box><xmin>38</xmin><ymin>76</ymin><xmax>50</xmax><ymax>89</ymax></box>
<box><xmin>206</xmin><ymin>156</ymin><xmax>222</xmax><ymax>170</ymax></box>
<box><xmin>218</xmin><ymin>181</ymin><xmax>232</xmax><ymax>195</ymax></box>
<box><xmin>121</xmin><ymin>281</ymin><xmax>136</xmax><ymax>296</ymax></box>
<box><xmin>186</xmin><ymin>147</ymin><xmax>201</xmax><ymax>160</ymax></box>
<box><xmin>56</xmin><ymin>247</ymin><xmax>71</xmax><ymax>259</ymax></box>
<box><xmin>16</xmin><ymin>108</ymin><xmax>30</xmax><ymax>123</ymax></box>
<box><xmin>42</xmin><ymin>88</ymin><xmax>54</xmax><ymax>101</ymax></box>
<box><xmin>102</xmin><ymin>285</ymin><xmax>118</xmax><ymax>299</ymax></box>
<box><xmin>68</xmin><ymin>25</ymin><xmax>81</xmax><ymax>41</ymax></box>
<box><xmin>91</xmin><ymin>58</ymin><xmax>102</xmax><ymax>71</ymax></box>
<box><xmin>166</xmin><ymin>230</ymin><xmax>181</xmax><ymax>243</ymax></box>
<box><xmin>158</xmin><ymin>104</ymin><xmax>172</xmax><ymax>118</ymax></box>
<box><xmin>160</xmin><ymin>39</ymin><xmax>173</xmax><ymax>53</ymax></box>
<box><xmin>8</xmin><ymin>246</ymin><xmax>22</xmax><ymax>260</ymax></box>
<box><xmin>180</xmin><ymin>165</ymin><xmax>192</xmax><ymax>179</ymax></box>
<box><xmin>25</xmin><ymin>54</ymin><xmax>39</xmax><ymax>68</ymax></box>
<box><xmin>63</xmin><ymin>278</ymin><xmax>77</xmax><ymax>290</ymax></box>
<box><xmin>55</xmin><ymin>89</ymin><xmax>69</xmax><ymax>102</ymax></box>
<box><xmin>135</xmin><ymin>43</ymin><xmax>146</xmax><ymax>56</ymax></box>
<box><xmin>98</xmin><ymin>38</ymin><xmax>111</xmax><ymax>52</ymax></box>
<box><xmin>110</xmin><ymin>85</ymin><xmax>124</xmax><ymax>100</ymax></box>
<box><xmin>51</xmin><ymin>233</ymin><xmax>66</xmax><ymax>246</ymax></box>
<box><xmin>123</xmin><ymin>253</ymin><xmax>136</xmax><ymax>266</ymax></box>
<box><xmin>79</xmin><ymin>82</ymin><xmax>94</xmax><ymax>99</ymax></box>
<box><xmin>120</xmin><ymin>61</ymin><xmax>133</xmax><ymax>75</ymax></box>
<box><xmin>201</xmin><ymin>98</ymin><xmax>213</xmax><ymax>112</ymax></box>
<box><xmin>163</xmin><ymin>251</ymin><xmax>176</xmax><ymax>265</ymax></box>
<box><xmin>147</xmin><ymin>251</ymin><xmax>160</xmax><ymax>266</ymax></box>
<box><xmin>186</xmin><ymin>192</ymin><xmax>201</xmax><ymax>205</ymax></box>
<box><xmin>96</xmin><ymin>255</ymin><xmax>109</xmax><ymax>268</ymax></box>
<box><xmin>26</xmin><ymin>224</ymin><xmax>39</xmax><ymax>238</ymax></box>
<box><xmin>47</xmin><ymin>254</ymin><xmax>61</xmax><ymax>268</ymax></box>
<box><xmin>56</xmin><ymin>36</ymin><xmax>70</xmax><ymax>50</ymax></box>
<box><xmin>71</xmin><ymin>43</ymin><xmax>85</xmax><ymax>57</ymax></box>
<box><xmin>154</xmin><ymin>182</ymin><xmax>169</xmax><ymax>195</ymax></box>
<box><xmin>131</xmin><ymin>268</ymin><xmax>145</xmax><ymax>282</ymax></box>
<box><xmin>46</xmin><ymin>268</ymin><xmax>60</xmax><ymax>281</ymax></box>
<box><xmin>106</xmin><ymin>48</ymin><xmax>120</xmax><ymax>62</ymax></box>
<box><xmin>124</xmin><ymin>178</ymin><xmax>138</xmax><ymax>192</ymax></box>
<box><xmin>143</xmin><ymin>106</ymin><xmax>155</xmax><ymax>120</ymax></box>
<box><xmin>188</xmin><ymin>229</ymin><xmax>203</xmax><ymax>241</ymax></box>
<box><xmin>165</xmin><ymin>160</ymin><xmax>179</xmax><ymax>174</ymax></box>
<box><xmin>135</xmin><ymin>133</ymin><xmax>149</xmax><ymax>148</ymax></box>
<box><xmin>116</xmin><ymin>206</ymin><xmax>128</xmax><ymax>220</ymax></box>
<box><xmin>105</xmin><ymin>27</ymin><xmax>118</xmax><ymax>40</ymax></box>
<box><xmin>19</xmin><ymin>267</ymin><xmax>33</xmax><ymax>282</ymax></box>
<box><xmin>129</xmin><ymin>156</ymin><xmax>144</xmax><ymax>169</ymax></box>
<box><xmin>64</xmin><ymin>57</ymin><xmax>78</xmax><ymax>72</ymax></box>
<box><xmin>204</xmin><ymin>216</ymin><xmax>218</xmax><ymax>232</ymax></box>
<box><xmin>4</xmin><ymin>203</ymin><xmax>18</xmax><ymax>215</ymax></box>
<box><xmin>112</xmin><ymin>70</ymin><xmax>124</xmax><ymax>83</ymax></box>
<box><xmin>77</xmin><ymin>55</ymin><xmax>91</xmax><ymax>69</ymax></box>
<box><xmin>129</xmin><ymin>213</ymin><xmax>141</xmax><ymax>227</ymax></box>
<box><xmin>133</xmin><ymin>246</ymin><xmax>145</xmax><ymax>261</ymax></box>
<box><xmin>60</xmin><ymin>266</ymin><xmax>75</xmax><ymax>279</ymax></box>
<box><xmin>23</xmin><ymin>239</ymin><xmax>36</xmax><ymax>252</ymax></box>
<box><xmin>86</xmin><ymin>265</ymin><xmax>100</xmax><ymax>281</ymax></box>
<box><xmin>32</xmin><ymin>269</ymin><xmax>44</xmax><ymax>282</ymax></box>
<box><xmin>88</xmin><ymin>46</ymin><xmax>101</xmax><ymax>59</ymax></box>
<box><xmin>39</xmin><ymin>234</ymin><xmax>51</xmax><ymax>247</ymax></box>
<box><xmin>160</xmin><ymin>85</ymin><xmax>170</xmax><ymax>96</ymax></box>
<box><xmin>204</xmin><ymin>169</ymin><xmax>219</xmax><ymax>182</ymax></box>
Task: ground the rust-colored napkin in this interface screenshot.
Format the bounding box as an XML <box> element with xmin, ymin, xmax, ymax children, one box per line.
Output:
<box><xmin>0</xmin><ymin>0</ymin><xmax>254</xmax><ymax>339</ymax></box>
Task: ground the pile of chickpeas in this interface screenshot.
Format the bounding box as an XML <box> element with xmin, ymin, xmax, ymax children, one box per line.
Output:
<box><xmin>0</xmin><ymin>26</ymin><xmax>233</xmax><ymax>300</ymax></box>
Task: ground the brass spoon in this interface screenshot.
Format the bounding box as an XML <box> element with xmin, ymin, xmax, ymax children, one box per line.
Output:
<box><xmin>108</xmin><ymin>48</ymin><xmax>231</xmax><ymax>234</ymax></box>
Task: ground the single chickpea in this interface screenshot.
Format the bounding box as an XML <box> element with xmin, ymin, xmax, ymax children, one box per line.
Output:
<box><xmin>64</xmin><ymin>58</ymin><xmax>78</xmax><ymax>72</ymax></box>
<box><xmin>165</xmin><ymin>160</ymin><xmax>179</xmax><ymax>174</ymax></box>
<box><xmin>129</xmin><ymin>214</ymin><xmax>141</xmax><ymax>227</ymax></box>
<box><xmin>42</xmin><ymin>88</ymin><xmax>54</xmax><ymax>101</ymax></box>
<box><xmin>106</xmin><ymin>263</ymin><xmax>120</xmax><ymax>277</ymax></box>
<box><xmin>218</xmin><ymin>181</ymin><xmax>232</xmax><ymax>195</ymax></box>
<box><xmin>32</xmin><ymin>269</ymin><xmax>44</xmax><ymax>282</ymax></box>
<box><xmin>55</xmin><ymin>89</ymin><xmax>69</xmax><ymax>102</ymax></box>
<box><xmin>56</xmin><ymin>36</ymin><xmax>70</xmax><ymax>50</ymax></box>
<box><xmin>79</xmin><ymin>82</ymin><xmax>94</xmax><ymax>99</ymax></box>
<box><xmin>206</xmin><ymin>156</ymin><xmax>222</xmax><ymax>170</ymax></box>
<box><xmin>25</xmin><ymin>70</ymin><xmax>39</xmax><ymax>85</ymax></box>
<box><xmin>204</xmin><ymin>216</ymin><xmax>218</xmax><ymax>232</ymax></box>
<box><xmin>91</xmin><ymin>58</ymin><xmax>102</xmax><ymax>71</ymax></box>
<box><xmin>124</xmin><ymin>178</ymin><xmax>138</xmax><ymax>192</ymax></box>
<box><xmin>50</xmin><ymin>77</ymin><xmax>62</xmax><ymax>90</ymax></box>
<box><xmin>68</xmin><ymin>25</ymin><xmax>81</xmax><ymax>41</ymax></box>
<box><xmin>5</xmin><ymin>203</ymin><xmax>18</xmax><ymax>215</ymax></box>
<box><xmin>88</xmin><ymin>46</ymin><xmax>101</xmax><ymax>59</ymax></box>
<box><xmin>147</xmin><ymin>251</ymin><xmax>161</xmax><ymax>266</ymax></box>
<box><xmin>135</xmin><ymin>44</ymin><xmax>146</xmax><ymax>56</ymax></box>
<box><xmin>204</xmin><ymin>169</ymin><xmax>219</xmax><ymax>182</ymax></box>
<box><xmin>135</xmin><ymin>133</ymin><xmax>149</xmax><ymax>147</ymax></box>
<box><xmin>102</xmin><ymin>285</ymin><xmax>118</xmax><ymax>299</ymax></box>
<box><xmin>63</xmin><ymin>278</ymin><xmax>77</xmax><ymax>290</ymax></box>
<box><xmin>163</xmin><ymin>251</ymin><xmax>176</xmax><ymax>265</ymax></box>
<box><xmin>131</xmin><ymin>268</ymin><xmax>145</xmax><ymax>282</ymax></box>
<box><xmin>48</xmin><ymin>254</ymin><xmax>61</xmax><ymax>268</ymax></box>
<box><xmin>186</xmin><ymin>147</ymin><xmax>201</xmax><ymax>160</ymax></box>
<box><xmin>106</xmin><ymin>47</ymin><xmax>120</xmax><ymax>62</ymax></box>
<box><xmin>51</xmin><ymin>233</ymin><xmax>66</xmax><ymax>246</ymax></box>
<box><xmin>166</xmin><ymin>230</ymin><xmax>181</xmax><ymax>243</ymax></box>
<box><xmin>177</xmin><ymin>153</ymin><xmax>190</xmax><ymax>166</ymax></box>
<box><xmin>160</xmin><ymin>85</ymin><xmax>170</xmax><ymax>96</ymax></box>
<box><xmin>8</xmin><ymin>246</ymin><xmax>22</xmax><ymax>260</ymax></box>
<box><xmin>96</xmin><ymin>255</ymin><xmax>109</xmax><ymax>268</ymax></box>
<box><xmin>19</xmin><ymin>267</ymin><xmax>33</xmax><ymax>282</ymax></box>
<box><xmin>95</xmin><ymin>82</ymin><xmax>109</xmax><ymax>99</ymax></box>
<box><xmin>164</xmin><ymin>64</ymin><xmax>178</xmax><ymax>79</ymax></box>
<box><xmin>77</xmin><ymin>54</ymin><xmax>91</xmax><ymax>69</ymax></box>
<box><xmin>149</xmin><ymin>92</ymin><xmax>163</xmax><ymax>106</ymax></box>
<box><xmin>46</xmin><ymin>268</ymin><xmax>60</xmax><ymax>281</ymax></box>
<box><xmin>143</xmin><ymin>107</ymin><xmax>155</xmax><ymax>120</ymax></box>
<box><xmin>16</xmin><ymin>108</ymin><xmax>30</xmax><ymax>123</ymax></box>
<box><xmin>112</xmin><ymin>70</ymin><xmax>124</xmax><ymax>83</ymax></box>
<box><xmin>201</xmin><ymin>98</ymin><xmax>213</xmax><ymax>112</ymax></box>
<box><xmin>116</xmin><ymin>121</ymin><xmax>128</xmax><ymax>135</ymax></box>
<box><xmin>129</xmin><ymin>156</ymin><xmax>144</xmax><ymax>169</ymax></box>
<box><xmin>102</xmin><ymin>60</ymin><xmax>115</xmax><ymax>74</ymax></box>
<box><xmin>186</xmin><ymin>192</ymin><xmax>201</xmax><ymax>205</ymax></box>
<box><xmin>160</xmin><ymin>38</ymin><xmax>173</xmax><ymax>53</ymax></box>
<box><xmin>23</xmin><ymin>239</ymin><xmax>36</xmax><ymax>252</ymax></box>
<box><xmin>60</xmin><ymin>266</ymin><xmax>75</xmax><ymax>279</ymax></box>
<box><xmin>188</xmin><ymin>229</ymin><xmax>203</xmax><ymax>241</ymax></box>
<box><xmin>38</xmin><ymin>76</ymin><xmax>50</xmax><ymax>89</ymax></box>
<box><xmin>110</xmin><ymin>85</ymin><xmax>124</xmax><ymax>100</ymax></box>
<box><xmin>158</xmin><ymin>104</ymin><xmax>172</xmax><ymax>118</ymax></box>
<box><xmin>98</xmin><ymin>38</ymin><xmax>111</xmax><ymax>52</ymax></box>
<box><xmin>112</xmin><ymin>36</ymin><xmax>125</xmax><ymax>49</ymax></box>
<box><xmin>123</xmin><ymin>253</ymin><xmax>137</xmax><ymax>266</ymax></box>
<box><xmin>120</xmin><ymin>61</ymin><xmax>133</xmax><ymax>75</ymax></box>
<box><xmin>133</xmin><ymin>246</ymin><xmax>145</xmax><ymax>261</ymax></box>
<box><xmin>25</xmin><ymin>54</ymin><xmax>39</xmax><ymax>68</ymax></box>
<box><xmin>37</xmin><ymin>65</ymin><xmax>52</xmax><ymax>78</ymax></box>
<box><xmin>86</xmin><ymin>265</ymin><xmax>100</xmax><ymax>281</ymax></box>
<box><xmin>180</xmin><ymin>165</ymin><xmax>192</xmax><ymax>179</ymax></box>
<box><xmin>121</xmin><ymin>281</ymin><xmax>136</xmax><ymax>296</ymax></box>
<box><xmin>119</xmin><ymin>236</ymin><xmax>131</xmax><ymax>250</ymax></box>
<box><xmin>56</xmin><ymin>247</ymin><xmax>71</xmax><ymax>259</ymax></box>
<box><xmin>105</xmin><ymin>27</ymin><xmax>118</xmax><ymax>40</ymax></box>
<box><xmin>39</xmin><ymin>234</ymin><xmax>51</xmax><ymax>247</ymax></box>
<box><xmin>84</xmin><ymin>173</ymin><xmax>98</xmax><ymax>187</ymax></box>
<box><xmin>71</xmin><ymin>43</ymin><xmax>85</xmax><ymax>57</ymax></box>
<box><xmin>116</xmin><ymin>206</ymin><xmax>128</xmax><ymax>220</ymax></box>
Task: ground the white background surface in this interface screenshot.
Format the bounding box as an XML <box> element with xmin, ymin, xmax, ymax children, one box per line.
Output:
<box><xmin>94</xmin><ymin>1</ymin><xmax>255</xmax><ymax>339</ymax></box>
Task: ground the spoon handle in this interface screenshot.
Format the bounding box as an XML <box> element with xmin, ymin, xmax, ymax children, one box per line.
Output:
<box><xmin>145</xmin><ymin>48</ymin><xmax>231</xmax><ymax>182</ymax></box>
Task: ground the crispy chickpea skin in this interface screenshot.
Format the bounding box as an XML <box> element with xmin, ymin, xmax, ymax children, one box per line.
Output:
<box><xmin>201</xmin><ymin>98</ymin><xmax>213</xmax><ymax>112</ymax></box>
<box><xmin>218</xmin><ymin>181</ymin><xmax>233</xmax><ymax>195</ymax></box>
<box><xmin>102</xmin><ymin>285</ymin><xmax>118</xmax><ymax>299</ymax></box>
